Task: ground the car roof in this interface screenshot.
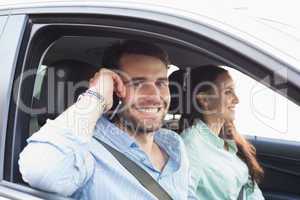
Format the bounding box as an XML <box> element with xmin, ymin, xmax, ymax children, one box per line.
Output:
<box><xmin>0</xmin><ymin>0</ymin><xmax>299</xmax><ymax>70</ymax></box>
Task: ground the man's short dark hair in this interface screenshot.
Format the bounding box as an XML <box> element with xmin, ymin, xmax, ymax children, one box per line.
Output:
<box><xmin>102</xmin><ymin>40</ymin><xmax>170</xmax><ymax>69</ymax></box>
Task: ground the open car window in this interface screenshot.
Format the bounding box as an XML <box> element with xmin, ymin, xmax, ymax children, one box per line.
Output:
<box><xmin>227</xmin><ymin>67</ymin><xmax>300</xmax><ymax>142</ymax></box>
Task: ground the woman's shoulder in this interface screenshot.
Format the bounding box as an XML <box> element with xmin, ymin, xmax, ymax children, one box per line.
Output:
<box><xmin>181</xmin><ymin>124</ymin><xmax>206</xmax><ymax>147</ymax></box>
<box><xmin>181</xmin><ymin>125</ymin><xmax>197</xmax><ymax>139</ymax></box>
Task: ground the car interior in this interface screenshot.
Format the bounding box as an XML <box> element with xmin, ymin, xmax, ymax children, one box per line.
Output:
<box><xmin>32</xmin><ymin>36</ymin><xmax>300</xmax><ymax>200</ymax></box>
<box><xmin>4</xmin><ymin>15</ymin><xmax>300</xmax><ymax>200</ymax></box>
<box><xmin>30</xmin><ymin>36</ymin><xmax>222</xmax><ymax>133</ymax></box>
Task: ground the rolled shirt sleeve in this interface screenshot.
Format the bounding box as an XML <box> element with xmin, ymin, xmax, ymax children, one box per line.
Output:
<box><xmin>18</xmin><ymin>119</ymin><xmax>95</xmax><ymax>196</ymax></box>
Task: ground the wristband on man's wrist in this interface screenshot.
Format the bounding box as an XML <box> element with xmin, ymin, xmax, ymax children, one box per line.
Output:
<box><xmin>77</xmin><ymin>89</ymin><xmax>107</xmax><ymax>112</ymax></box>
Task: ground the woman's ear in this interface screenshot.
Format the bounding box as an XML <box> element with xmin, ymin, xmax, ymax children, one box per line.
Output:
<box><xmin>196</xmin><ymin>92</ymin><xmax>209</xmax><ymax>110</ymax></box>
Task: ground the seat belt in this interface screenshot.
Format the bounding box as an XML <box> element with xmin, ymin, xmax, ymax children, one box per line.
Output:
<box><xmin>237</xmin><ymin>185</ymin><xmax>245</xmax><ymax>200</ymax></box>
<box><xmin>94</xmin><ymin>137</ymin><xmax>173</xmax><ymax>200</ymax></box>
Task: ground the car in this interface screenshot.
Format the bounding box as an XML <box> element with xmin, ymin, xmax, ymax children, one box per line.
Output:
<box><xmin>0</xmin><ymin>0</ymin><xmax>299</xmax><ymax>199</ymax></box>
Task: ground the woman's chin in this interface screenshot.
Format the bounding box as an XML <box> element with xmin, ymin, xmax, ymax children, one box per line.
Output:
<box><xmin>224</xmin><ymin>113</ymin><xmax>235</xmax><ymax>121</ymax></box>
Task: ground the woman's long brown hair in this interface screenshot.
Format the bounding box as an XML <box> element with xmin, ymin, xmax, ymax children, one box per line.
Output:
<box><xmin>170</xmin><ymin>65</ymin><xmax>264</xmax><ymax>185</ymax></box>
<box><xmin>223</xmin><ymin>122</ymin><xmax>264</xmax><ymax>185</ymax></box>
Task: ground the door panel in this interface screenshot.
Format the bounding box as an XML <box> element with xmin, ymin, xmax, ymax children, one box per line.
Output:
<box><xmin>0</xmin><ymin>181</ymin><xmax>72</xmax><ymax>200</ymax></box>
<box><xmin>0</xmin><ymin>184</ymin><xmax>43</xmax><ymax>200</ymax></box>
<box><xmin>247</xmin><ymin>136</ymin><xmax>300</xmax><ymax>200</ymax></box>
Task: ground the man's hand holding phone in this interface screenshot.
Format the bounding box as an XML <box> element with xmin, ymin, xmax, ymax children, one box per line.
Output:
<box><xmin>88</xmin><ymin>68</ymin><xmax>126</xmax><ymax>112</ymax></box>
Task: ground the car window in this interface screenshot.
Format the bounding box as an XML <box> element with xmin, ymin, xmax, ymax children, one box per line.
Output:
<box><xmin>227</xmin><ymin>67</ymin><xmax>300</xmax><ymax>142</ymax></box>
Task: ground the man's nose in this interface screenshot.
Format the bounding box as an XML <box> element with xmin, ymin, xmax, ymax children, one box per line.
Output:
<box><xmin>139</xmin><ymin>82</ymin><xmax>161</xmax><ymax>99</ymax></box>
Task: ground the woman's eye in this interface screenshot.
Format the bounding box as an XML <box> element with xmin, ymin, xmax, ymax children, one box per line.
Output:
<box><xmin>225</xmin><ymin>90</ymin><xmax>233</xmax><ymax>95</ymax></box>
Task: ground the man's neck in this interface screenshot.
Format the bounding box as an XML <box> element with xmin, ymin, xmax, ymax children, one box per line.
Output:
<box><xmin>134</xmin><ymin>132</ymin><xmax>156</xmax><ymax>156</ymax></box>
<box><xmin>115</xmin><ymin>119</ymin><xmax>167</xmax><ymax>171</ymax></box>
<box><xmin>115</xmin><ymin>119</ymin><xmax>156</xmax><ymax>155</ymax></box>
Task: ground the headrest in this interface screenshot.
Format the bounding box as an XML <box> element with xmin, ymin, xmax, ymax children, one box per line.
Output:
<box><xmin>169</xmin><ymin>69</ymin><xmax>187</xmax><ymax>115</ymax></box>
<box><xmin>169</xmin><ymin>65</ymin><xmax>226</xmax><ymax>116</ymax></box>
<box><xmin>33</xmin><ymin>60</ymin><xmax>98</xmax><ymax>126</ymax></box>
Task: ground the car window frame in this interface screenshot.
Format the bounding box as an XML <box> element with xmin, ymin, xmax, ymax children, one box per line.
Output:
<box><xmin>0</xmin><ymin>14</ymin><xmax>67</xmax><ymax>200</ymax></box>
<box><xmin>0</xmin><ymin>14</ymin><xmax>73</xmax><ymax>200</ymax></box>
<box><xmin>0</xmin><ymin>14</ymin><xmax>28</xmax><ymax>181</ymax></box>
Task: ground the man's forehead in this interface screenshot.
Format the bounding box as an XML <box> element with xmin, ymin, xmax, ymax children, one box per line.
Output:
<box><xmin>118</xmin><ymin>55</ymin><xmax>167</xmax><ymax>80</ymax></box>
<box><xmin>120</xmin><ymin>72</ymin><xmax>168</xmax><ymax>82</ymax></box>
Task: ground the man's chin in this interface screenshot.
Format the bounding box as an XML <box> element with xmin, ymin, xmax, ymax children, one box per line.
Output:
<box><xmin>134</xmin><ymin>120</ymin><xmax>162</xmax><ymax>134</ymax></box>
<box><xmin>118</xmin><ymin>107</ymin><xmax>169</xmax><ymax>131</ymax></box>
<box><xmin>117</xmin><ymin>114</ymin><xmax>163</xmax><ymax>135</ymax></box>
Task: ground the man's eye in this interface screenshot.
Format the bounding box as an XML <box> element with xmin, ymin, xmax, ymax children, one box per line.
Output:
<box><xmin>156</xmin><ymin>80</ymin><xmax>169</xmax><ymax>87</ymax></box>
<box><xmin>129</xmin><ymin>80</ymin><xmax>143</xmax><ymax>88</ymax></box>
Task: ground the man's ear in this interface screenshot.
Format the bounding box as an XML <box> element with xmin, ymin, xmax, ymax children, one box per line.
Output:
<box><xmin>196</xmin><ymin>92</ymin><xmax>209</xmax><ymax>110</ymax></box>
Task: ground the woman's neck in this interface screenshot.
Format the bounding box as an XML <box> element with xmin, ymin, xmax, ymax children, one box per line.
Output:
<box><xmin>203</xmin><ymin>116</ymin><xmax>224</xmax><ymax>136</ymax></box>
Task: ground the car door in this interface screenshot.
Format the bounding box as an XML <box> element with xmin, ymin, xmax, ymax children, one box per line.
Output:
<box><xmin>0</xmin><ymin>12</ymin><xmax>73</xmax><ymax>200</ymax></box>
<box><xmin>253</xmin><ymin>137</ymin><xmax>300</xmax><ymax>200</ymax></box>
<box><xmin>0</xmin><ymin>1</ymin><xmax>300</xmax><ymax>200</ymax></box>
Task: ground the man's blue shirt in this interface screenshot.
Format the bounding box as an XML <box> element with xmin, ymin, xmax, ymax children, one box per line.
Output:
<box><xmin>19</xmin><ymin>117</ymin><xmax>196</xmax><ymax>200</ymax></box>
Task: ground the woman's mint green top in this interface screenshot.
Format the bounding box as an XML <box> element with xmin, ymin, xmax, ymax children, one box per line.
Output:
<box><xmin>181</xmin><ymin>120</ymin><xmax>264</xmax><ymax>200</ymax></box>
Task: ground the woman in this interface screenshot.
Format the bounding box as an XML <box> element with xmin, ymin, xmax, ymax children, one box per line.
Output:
<box><xmin>170</xmin><ymin>65</ymin><xmax>264</xmax><ymax>200</ymax></box>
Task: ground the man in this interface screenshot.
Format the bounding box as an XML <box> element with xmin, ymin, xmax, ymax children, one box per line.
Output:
<box><xmin>19</xmin><ymin>40</ymin><xmax>196</xmax><ymax>199</ymax></box>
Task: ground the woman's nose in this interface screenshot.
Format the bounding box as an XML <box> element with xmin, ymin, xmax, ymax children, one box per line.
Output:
<box><xmin>233</xmin><ymin>93</ymin><xmax>239</xmax><ymax>104</ymax></box>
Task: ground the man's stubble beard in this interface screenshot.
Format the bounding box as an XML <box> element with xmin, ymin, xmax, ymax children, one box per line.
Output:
<box><xmin>116</xmin><ymin>104</ymin><xmax>168</xmax><ymax>136</ymax></box>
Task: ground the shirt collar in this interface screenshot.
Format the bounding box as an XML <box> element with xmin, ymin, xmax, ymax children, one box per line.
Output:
<box><xmin>94</xmin><ymin>116</ymin><xmax>181</xmax><ymax>172</ymax></box>
<box><xmin>154</xmin><ymin>129</ymin><xmax>181</xmax><ymax>167</ymax></box>
<box><xmin>94</xmin><ymin>116</ymin><xmax>138</xmax><ymax>152</ymax></box>
<box><xmin>194</xmin><ymin>120</ymin><xmax>238</xmax><ymax>153</ymax></box>
<box><xmin>226</xmin><ymin>139</ymin><xmax>238</xmax><ymax>153</ymax></box>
